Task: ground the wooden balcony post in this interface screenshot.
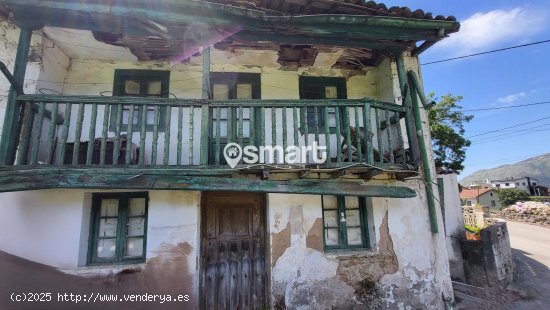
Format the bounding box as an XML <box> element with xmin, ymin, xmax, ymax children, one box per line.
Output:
<box><xmin>0</xmin><ymin>27</ymin><xmax>33</xmax><ymax>165</ymax></box>
<box><xmin>200</xmin><ymin>47</ymin><xmax>211</xmax><ymax>165</ymax></box>
<box><xmin>395</xmin><ymin>55</ymin><xmax>420</xmax><ymax>165</ymax></box>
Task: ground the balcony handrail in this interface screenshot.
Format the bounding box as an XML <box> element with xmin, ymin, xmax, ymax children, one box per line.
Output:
<box><xmin>16</xmin><ymin>94</ymin><xmax>406</xmax><ymax>113</ymax></box>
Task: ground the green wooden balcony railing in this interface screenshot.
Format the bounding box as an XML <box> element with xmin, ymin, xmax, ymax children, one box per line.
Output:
<box><xmin>3</xmin><ymin>94</ymin><xmax>416</xmax><ymax>170</ymax></box>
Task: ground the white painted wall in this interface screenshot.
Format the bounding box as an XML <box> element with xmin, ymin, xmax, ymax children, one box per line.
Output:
<box><xmin>438</xmin><ymin>173</ymin><xmax>466</xmax><ymax>281</ymax></box>
<box><xmin>0</xmin><ymin>190</ymin><xmax>200</xmax><ymax>273</ymax></box>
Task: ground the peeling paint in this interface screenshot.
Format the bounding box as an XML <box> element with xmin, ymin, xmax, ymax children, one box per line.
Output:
<box><xmin>272</xmin><ymin>222</ymin><xmax>291</xmax><ymax>266</ymax></box>
<box><xmin>305</xmin><ymin>218</ymin><xmax>323</xmax><ymax>252</ymax></box>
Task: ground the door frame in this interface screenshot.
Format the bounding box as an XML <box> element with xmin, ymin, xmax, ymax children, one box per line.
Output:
<box><xmin>199</xmin><ymin>191</ymin><xmax>270</xmax><ymax>309</ymax></box>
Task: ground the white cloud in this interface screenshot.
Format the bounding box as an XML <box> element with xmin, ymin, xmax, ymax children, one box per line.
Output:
<box><xmin>497</xmin><ymin>92</ymin><xmax>526</xmax><ymax>104</ymax></box>
<box><xmin>433</xmin><ymin>7</ymin><xmax>547</xmax><ymax>55</ymax></box>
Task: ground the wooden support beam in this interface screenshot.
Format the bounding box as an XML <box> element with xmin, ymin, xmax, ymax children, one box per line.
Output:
<box><xmin>0</xmin><ymin>61</ymin><xmax>23</xmax><ymax>95</ymax></box>
<box><xmin>0</xmin><ymin>167</ymin><xmax>416</xmax><ymax>197</ymax></box>
<box><xmin>407</xmin><ymin>70</ymin><xmax>439</xmax><ymax>234</ymax></box>
<box><xmin>0</xmin><ymin>27</ymin><xmax>32</xmax><ymax>165</ymax></box>
<box><xmin>395</xmin><ymin>55</ymin><xmax>420</xmax><ymax>166</ymax></box>
<box><xmin>412</xmin><ymin>40</ymin><xmax>437</xmax><ymax>56</ymax></box>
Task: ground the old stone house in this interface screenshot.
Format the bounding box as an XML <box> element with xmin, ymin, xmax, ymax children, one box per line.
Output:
<box><xmin>0</xmin><ymin>1</ymin><xmax>460</xmax><ymax>309</ymax></box>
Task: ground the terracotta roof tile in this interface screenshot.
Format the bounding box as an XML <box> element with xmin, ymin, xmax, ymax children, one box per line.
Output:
<box><xmin>207</xmin><ymin>0</ymin><xmax>456</xmax><ymax>21</ymax></box>
<box><xmin>460</xmin><ymin>188</ymin><xmax>494</xmax><ymax>199</ymax></box>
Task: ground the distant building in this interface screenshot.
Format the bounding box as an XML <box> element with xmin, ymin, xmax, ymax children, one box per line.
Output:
<box><xmin>460</xmin><ymin>188</ymin><xmax>501</xmax><ymax>209</ymax></box>
<box><xmin>490</xmin><ymin>177</ymin><xmax>545</xmax><ymax>196</ymax></box>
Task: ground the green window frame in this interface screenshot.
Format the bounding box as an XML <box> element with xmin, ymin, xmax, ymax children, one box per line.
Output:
<box><xmin>208</xmin><ymin>72</ymin><xmax>261</xmax><ymax>164</ymax></box>
<box><xmin>322</xmin><ymin>195</ymin><xmax>370</xmax><ymax>251</ymax></box>
<box><xmin>111</xmin><ymin>69</ymin><xmax>170</xmax><ymax>132</ymax></box>
<box><xmin>88</xmin><ymin>192</ymin><xmax>148</xmax><ymax>265</ymax></box>
<box><xmin>299</xmin><ymin>76</ymin><xmax>347</xmax><ymax>132</ymax></box>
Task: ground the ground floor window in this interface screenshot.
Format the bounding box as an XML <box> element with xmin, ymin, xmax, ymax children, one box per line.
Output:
<box><xmin>88</xmin><ymin>192</ymin><xmax>148</xmax><ymax>264</ymax></box>
<box><xmin>322</xmin><ymin>196</ymin><xmax>369</xmax><ymax>251</ymax></box>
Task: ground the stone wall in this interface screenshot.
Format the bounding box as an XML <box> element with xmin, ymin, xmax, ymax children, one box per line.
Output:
<box><xmin>462</xmin><ymin>221</ymin><xmax>515</xmax><ymax>288</ymax></box>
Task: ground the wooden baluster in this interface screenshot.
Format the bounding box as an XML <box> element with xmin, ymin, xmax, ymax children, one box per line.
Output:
<box><xmin>282</xmin><ymin>107</ymin><xmax>287</xmax><ymax>153</ymax></box>
<box><xmin>86</xmin><ymin>104</ymin><xmax>98</xmax><ymax>165</ymax></box>
<box><xmin>293</xmin><ymin>107</ymin><xmax>299</xmax><ymax>148</ymax></box>
<box><xmin>44</xmin><ymin>103</ymin><xmax>58</xmax><ymax>165</ymax></box>
<box><xmin>57</xmin><ymin>103</ymin><xmax>72</xmax><ymax>165</ymax></box>
<box><xmin>395</xmin><ymin>111</ymin><xmax>406</xmax><ymax>164</ymax></box>
<box><xmin>163</xmin><ymin>105</ymin><xmax>171</xmax><ymax>165</ymax></box>
<box><xmin>259</xmin><ymin>107</ymin><xmax>265</xmax><ymax>149</ymax></box>
<box><xmin>335</xmin><ymin>107</ymin><xmax>341</xmax><ymax>163</ymax></box>
<box><xmin>354</xmin><ymin>106</ymin><xmax>362</xmax><ymax>162</ymax></box>
<box><xmin>138</xmin><ymin>105</ymin><xmax>146</xmax><ymax>166</ymax></box>
<box><xmin>29</xmin><ymin>102</ymin><xmax>45</xmax><ymax>165</ymax></box>
<box><xmin>16</xmin><ymin>102</ymin><xmax>33</xmax><ymax>165</ymax></box>
<box><xmin>112</xmin><ymin>104</ymin><xmax>123</xmax><ymax>165</ymax></box>
<box><xmin>72</xmin><ymin>103</ymin><xmax>85</xmax><ymax>165</ymax></box>
<box><xmin>363</xmin><ymin>102</ymin><xmax>374</xmax><ymax>165</ymax></box>
<box><xmin>200</xmin><ymin>105</ymin><xmax>210</xmax><ymax>165</ymax></box>
<box><xmin>215</xmin><ymin>107</ymin><xmax>221</xmax><ymax>165</ymax></box>
<box><xmin>314</xmin><ymin>106</ymin><xmax>319</xmax><ymax>152</ymax></box>
<box><xmin>323</xmin><ymin>106</ymin><xmax>331</xmax><ymax>163</ymax></box>
<box><xmin>249</xmin><ymin>107</ymin><xmax>255</xmax><ymax>147</ymax></box>
<box><xmin>238</xmin><ymin>106</ymin><xmax>244</xmax><ymax>147</ymax></box>
<box><xmin>271</xmin><ymin>107</ymin><xmax>276</xmax><ymax>163</ymax></box>
<box><xmin>100</xmin><ymin>104</ymin><xmax>110</xmax><ymax>165</ymax></box>
<box><xmin>385</xmin><ymin>108</ymin><xmax>394</xmax><ymax>163</ymax></box>
<box><xmin>344</xmin><ymin>107</ymin><xmax>352</xmax><ymax>162</ymax></box>
<box><xmin>189</xmin><ymin>106</ymin><xmax>194</xmax><ymax>165</ymax></box>
<box><xmin>227</xmin><ymin>107</ymin><xmax>233</xmax><ymax>143</ymax></box>
<box><xmin>151</xmin><ymin>105</ymin><xmax>160</xmax><ymax>165</ymax></box>
<box><xmin>125</xmin><ymin>104</ymin><xmax>135</xmax><ymax>165</ymax></box>
<box><xmin>301</xmin><ymin>107</ymin><xmax>309</xmax><ymax>151</ymax></box>
<box><xmin>177</xmin><ymin>106</ymin><xmax>183</xmax><ymax>166</ymax></box>
<box><xmin>375</xmin><ymin>108</ymin><xmax>383</xmax><ymax>163</ymax></box>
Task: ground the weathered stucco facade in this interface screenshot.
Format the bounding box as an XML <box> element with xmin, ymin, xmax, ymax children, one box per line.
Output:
<box><xmin>0</xmin><ymin>2</ymin><xmax>459</xmax><ymax>308</ymax></box>
<box><xmin>0</xmin><ymin>184</ymin><xmax>452</xmax><ymax>309</ymax></box>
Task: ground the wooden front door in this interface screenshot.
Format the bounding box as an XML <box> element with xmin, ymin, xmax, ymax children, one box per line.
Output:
<box><xmin>200</xmin><ymin>192</ymin><xmax>267</xmax><ymax>309</ymax></box>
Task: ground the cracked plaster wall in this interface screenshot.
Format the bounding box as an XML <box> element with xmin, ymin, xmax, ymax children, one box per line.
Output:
<box><xmin>268</xmin><ymin>178</ymin><xmax>453</xmax><ymax>309</ymax></box>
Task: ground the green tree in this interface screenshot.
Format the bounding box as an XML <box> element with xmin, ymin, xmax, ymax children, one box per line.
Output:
<box><xmin>497</xmin><ymin>188</ymin><xmax>530</xmax><ymax>207</ymax></box>
<box><xmin>427</xmin><ymin>93</ymin><xmax>473</xmax><ymax>172</ymax></box>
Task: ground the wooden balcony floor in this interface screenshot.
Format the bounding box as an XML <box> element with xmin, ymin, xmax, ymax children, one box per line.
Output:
<box><xmin>0</xmin><ymin>163</ymin><xmax>418</xmax><ymax>197</ymax></box>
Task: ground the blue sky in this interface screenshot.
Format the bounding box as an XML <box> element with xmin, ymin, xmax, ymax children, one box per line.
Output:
<box><xmin>384</xmin><ymin>0</ymin><xmax>550</xmax><ymax>179</ymax></box>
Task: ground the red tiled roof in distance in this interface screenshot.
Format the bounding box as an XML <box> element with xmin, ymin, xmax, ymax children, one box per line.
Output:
<box><xmin>460</xmin><ymin>188</ymin><xmax>494</xmax><ymax>199</ymax></box>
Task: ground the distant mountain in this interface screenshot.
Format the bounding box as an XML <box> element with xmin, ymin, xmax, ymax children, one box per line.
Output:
<box><xmin>459</xmin><ymin>153</ymin><xmax>550</xmax><ymax>187</ymax></box>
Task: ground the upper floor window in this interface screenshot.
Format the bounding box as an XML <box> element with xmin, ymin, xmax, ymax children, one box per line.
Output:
<box><xmin>209</xmin><ymin>73</ymin><xmax>261</xmax><ymax>164</ymax></box>
<box><xmin>88</xmin><ymin>192</ymin><xmax>148</xmax><ymax>265</ymax></box>
<box><xmin>112</xmin><ymin>70</ymin><xmax>170</xmax><ymax>131</ymax></box>
<box><xmin>299</xmin><ymin>76</ymin><xmax>347</xmax><ymax>131</ymax></box>
<box><xmin>322</xmin><ymin>196</ymin><xmax>369</xmax><ymax>251</ymax></box>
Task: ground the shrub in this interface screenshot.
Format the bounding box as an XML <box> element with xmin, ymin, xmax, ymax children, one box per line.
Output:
<box><xmin>497</xmin><ymin>188</ymin><xmax>530</xmax><ymax>207</ymax></box>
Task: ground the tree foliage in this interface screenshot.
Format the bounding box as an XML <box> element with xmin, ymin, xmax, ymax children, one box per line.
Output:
<box><xmin>427</xmin><ymin>93</ymin><xmax>473</xmax><ymax>172</ymax></box>
<box><xmin>497</xmin><ymin>188</ymin><xmax>530</xmax><ymax>207</ymax></box>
